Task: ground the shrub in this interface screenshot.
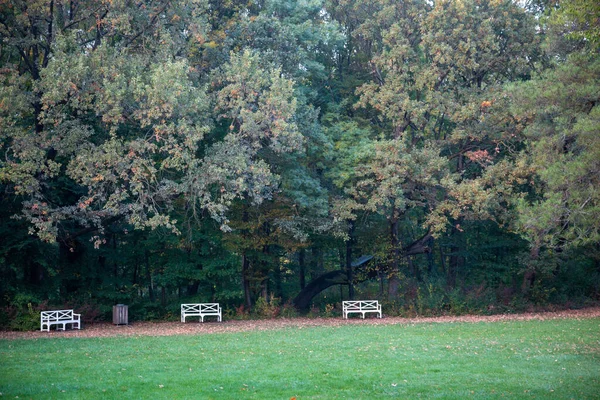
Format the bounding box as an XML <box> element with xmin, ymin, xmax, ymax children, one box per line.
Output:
<box><xmin>279</xmin><ymin>300</ymin><xmax>299</xmax><ymax>318</ymax></box>
<box><xmin>446</xmin><ymin>287</ymin><xmax>468</xmax><ymax>315</ymax></box>
<box><xmin>416</xmin><ymin>282</ymin><xmax>445</xmax><ymax>316</ymax></box>
<box><xmin>129</xmin><ymin>302</ymin><xmax>166</xmax><ymax>321</ymax></box>
<box><xmin>9</xmin><ymin>302</ymin><xmax>43</xmax><ymax>331</ymax></box>
<box><xmin>252</xmin><ymin>295</ymin><xmax>280</xmax><ymax>319</ymax></box>
<box><xmin>224</xmin><ymin>304</ymin><xmax>249</xmax><ymax>320</ymax></box>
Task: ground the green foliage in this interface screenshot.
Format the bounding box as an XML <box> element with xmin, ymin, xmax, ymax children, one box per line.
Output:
<box><xmin>1</xmin><ymin>293</ymin><xmax>47</xmax><ymax>331</ymax></box>
<box><xmin>546</xmin><ymin>0</ymin><xmax>600</xmax><ymax>51</ymax></box>
<box><xmin>0</xmin><ymin>0</ymin><xmax>598</xmax><ymax>325</ymax></box>
<box><xmin>510</xmin><ymin>53</ymin><xmax>600</xmax><ymax>250</ymax></box>
<box><xmin>278</xmin><ymin>300</ymin><xmax>299</xmax><ymax>318</ymax></box>
<box><xmin>252</xmin><ymin>295</ymin><xmax>281</xmax><ymax>319</ymax></box>
<box><xmin>7</xmin><ymin>303</ymin><xmax>39</xmax><ymax>332</ymax></box>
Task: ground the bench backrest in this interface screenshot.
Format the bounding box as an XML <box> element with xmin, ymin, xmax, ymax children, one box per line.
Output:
<box><xmin>181</xmin><ymin>303</ymin><xmax>220</xmax><ymax>313</ymax></box>
<box><xmin>41</xmin><ymin>310</ymin><xmax>75</xmax><ymax>321</ymax></box>
<box><xmin>343</xmin><ymin>300</ymin><xmax>379</xmax><ymax>310</ymax></box>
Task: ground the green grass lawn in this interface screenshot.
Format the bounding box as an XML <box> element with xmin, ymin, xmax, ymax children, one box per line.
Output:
<box><xmin>1</xmin><ymin>318</ymin><xmax>599</xmax><ymax>399</ymax></box>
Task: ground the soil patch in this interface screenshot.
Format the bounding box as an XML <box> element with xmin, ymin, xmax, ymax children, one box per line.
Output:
<box><xmin>2</xmin><ymin>307</ymin><xmax>599</xmax><ymax>340</ymax></box>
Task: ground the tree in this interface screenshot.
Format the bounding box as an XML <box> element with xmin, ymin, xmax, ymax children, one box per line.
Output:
<box><xmin>0</xmin><ymin>1</ymin><xmax>304</xmax><ymax>242</ymax></box>
<box><xmin>342</xmin><ymin>0</ymin><xmax>539</xmax><ymax>294</ymax></box>
<box><xmin>0</xmin><ymin>0</ymin><xmax>209</xmax><ymax>242</ymax></box>
<box><xmin>507</xmin><ymin>0</ymin><xmax>600</xmax><ymax>292</ymax></box>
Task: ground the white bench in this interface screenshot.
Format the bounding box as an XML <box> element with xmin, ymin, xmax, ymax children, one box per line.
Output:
<box><xmin>342</xmin><ymin>300</ymin><xmax>382</xmax><ymax>319</ymax></box>
<box><xmin>40</xmin><ymin>309</ymin><xmax>81</xmax><ymax>331</ymax></box>
<box><xmin>181</xmin><ymin>303</ymin><xmax>222</xmax><ymax>322</ymax></box>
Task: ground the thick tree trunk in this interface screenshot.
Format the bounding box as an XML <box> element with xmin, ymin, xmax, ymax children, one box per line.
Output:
<box><xmin>293</xmin><ymin>270</ymin><xmax>350</xmax><ymax>311</ymax></box>
<box><xmin>293</xmin><ymin>255</ymin><xmax>374</xmax><ymax>311</ymax></box>
<box><xmin>404</xmin><ymin>231</ymin><xmax>434</xmax><ymax>255</ymax></box>
<box><xmin>293</xmin><ymin>233</ymin><xmax>432</xmax><ymax>311</ymax></box>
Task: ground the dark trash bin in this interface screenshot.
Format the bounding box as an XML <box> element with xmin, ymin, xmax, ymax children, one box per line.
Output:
<box><xmin>113</xmin><ymin>304</ymin><xmax>128</xmax><ymax>325</ymax></box>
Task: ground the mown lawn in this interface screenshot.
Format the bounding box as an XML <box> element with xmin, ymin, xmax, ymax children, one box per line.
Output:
<box><xmin>1</xmin><ymin>317</ymin><xmax>599</xmax><ymax>399</ymax></box>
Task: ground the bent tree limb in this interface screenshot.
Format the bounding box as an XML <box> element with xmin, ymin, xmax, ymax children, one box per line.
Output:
<box><xmin>404</xmin><ymin>231</ymin><xmax>433</xmax><ymax>256</ymax></box>
<box><xmin>292</xmin><ymin>270</ymin><xmax>352</xmax><ymax>311</ymax></box>
<box><xmin>293</xmin><ymin>232</ymin><xmax>433</xmax><ymax>311</ymax></box>
<box><xmin>292</xmin><ymin>255</ymin><xmax>374</xmax><ymax>311</ymax></box>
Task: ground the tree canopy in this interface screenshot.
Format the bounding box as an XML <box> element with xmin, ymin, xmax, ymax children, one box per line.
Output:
<box><xmin>0</xmin><ymin>0</ymin><xmax>598</xmax><ymax>326</ymax></box>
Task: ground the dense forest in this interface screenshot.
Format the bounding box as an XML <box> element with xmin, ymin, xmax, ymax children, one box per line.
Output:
<box><xmin>1</xmin><ymin>0</ymin><xmax>598</xmax><ymax>329</ymax></box>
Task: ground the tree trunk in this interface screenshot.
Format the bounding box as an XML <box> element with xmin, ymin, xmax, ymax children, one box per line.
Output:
<box><xmin>242</xmin><ymin>253</ymin><xmax>252</xmax><ymax>308</ymax></box>
<box><xmin>293</xmin><ymin>255</ymin><xmax>375</xmax><ymax>311</ymax></box>
<box><xmin>260</xmin><ymin>237</ymin><xmax>270</xmax><ymax>301</ymax></box>
<box><xmin>407</xmin><ymin>256</ymin><xmax>416</xmax><ymax>280</ymax></box>
<box><xmin>448</xmin><ymin>223</ymin><xmax>463</xmax><ymax>288</ymax></box>
<box><xmin>346</xmin><ymin>220</ymin><xmax>355</xmax><ymax>300</ymax></box>
<box><xmin>448</xmin><ymin>247</ymin><xmax>458</xmax><ymax>288</ymax></box>
<box><xmin>299</xmin><ymin>248</ymin><xmax>306</xmax><ymax>290</ymax></box>
<box><xmin>132</xmin><ymin>243</ymin><xmax>139</xmax><ymax>285</ymax></box>
<box><xmin>388</xmin><ymin>217</ymin><xmax>401</xmax><ymax>298</ymax></box>
<box><xmin>187</xmin><ymin>281</ymin><xmax>200</xmax><ymax>296</ymax></box>
<box><xmin>439</xmin><ymin>243</ymin><xmax>447</xmax><ymax>276</ymax></box>
<box><xmin>145</xmin><ymin>250</ymin><xmax>155</xmax><ymax>302</ymax></box>
<box><xmin>292</xmin><ymin>233</ymin><xmax>431</xmax><ymax>311</ymax></box>
<box><xmin>312</xmin><ymin>246</ymin><xmax>324</xmax><ymax>275</ymax></box>
<box><xmin>522</xmin><ymin>245</ymin><xmax>539</xmax><ymax>294</ymax></box>
<box><xmin>241</xmin><ymin>207</ymin><xmax>252</xmax><ymax>308</ymax></box>
<box><xmin>112</xmin><ymin>233</ymin><xmax>118</xmax><ymax>290</ymax></box>
<box><xmin>261</xmin><ymin>277</ymin><xmax>269</xmax><ymax>301</ymax></box>
<box><xmin>293</xmin><ymin>270</ymin><xmax>350</xmax><ymax>311</ymax></box>
<box><xmin>427</xmin><ymin>237</ymin><xmax>435</xmax><ymax>275</ymax></box>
